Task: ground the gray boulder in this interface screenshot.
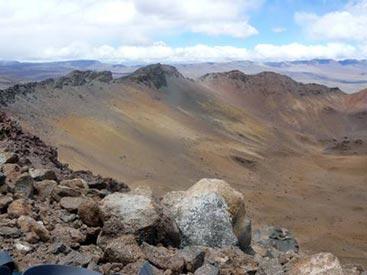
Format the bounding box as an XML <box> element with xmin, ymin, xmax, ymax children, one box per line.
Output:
<box><xmin>171</xmin><ymin>192</ymin><xmax>238</xmax><ymax>247</ymax></box>
<box><xmin>99</xmin><ymin>189</ymin><xmax>180</xmax><ymax>245</ymax></box>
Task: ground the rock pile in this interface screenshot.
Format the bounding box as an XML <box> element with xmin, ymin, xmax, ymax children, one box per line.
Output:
<box><xmin>0</xmin><ymin>112</ymin><xmax>364</xmax><ymax>274</ymax></box>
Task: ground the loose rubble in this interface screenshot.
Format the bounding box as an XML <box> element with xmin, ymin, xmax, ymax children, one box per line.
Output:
<box><xmin>0</xmin><ymin>111</ymin><xmax>365</xmax><ymax>274</ymax></box>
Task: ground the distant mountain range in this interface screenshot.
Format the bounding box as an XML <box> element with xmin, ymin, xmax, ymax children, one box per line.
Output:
<box><xmin>0</xmin><ymin>59</ymin><xmax>367</xmax><ymax>93</ymax></box>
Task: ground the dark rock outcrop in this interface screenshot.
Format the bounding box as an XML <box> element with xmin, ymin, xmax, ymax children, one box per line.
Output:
<box><xmin>117</xmin><ymin>63</ymin><xmax>184</xmax><ymax>89</ymax></box>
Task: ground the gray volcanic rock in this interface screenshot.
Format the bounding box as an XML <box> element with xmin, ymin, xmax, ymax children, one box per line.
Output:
<box><xmin>171</xmin><ymin>192</ymin><xmax>238</xmax><ymax>247</ymax></box>
<box><xmin>253</xmin><ymin>226</ymin><xmax>299</xmax><ymax>253</ymax></box>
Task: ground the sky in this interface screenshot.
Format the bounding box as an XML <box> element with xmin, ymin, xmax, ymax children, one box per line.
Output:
<box><xmin>1</xmin><ymin>0</ymin><xmax>367</xmax><ymax>63</ymax></box>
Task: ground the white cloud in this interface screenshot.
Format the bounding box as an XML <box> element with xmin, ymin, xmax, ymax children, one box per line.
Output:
<box><xmin>36</xmin><ymin>42</ymin><xmax>364</xmax><ymax>63</ymax></box>
<box><xmin>295</xmin><ymin>0</ymin><xmax>367</xmax><ymax>42</ymax></box>
<box><xmin>254</xmin><ymin>43</ymin><xmax>357</xmax><ymax>60</ymax></box>
<box><xmin>0</xmin><ymin>0</ymin><xmax>262</xmax><ymax>61</ymax></box>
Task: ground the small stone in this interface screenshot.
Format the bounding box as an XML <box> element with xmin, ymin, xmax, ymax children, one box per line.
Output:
<box><xmin>50</xmin><ymin>242</ymin><xmax>71</xmax><ymax>255</ymax></box>
<box><xmin>60</xmin><ymin>178</ymin><xmax>89</xmax><ymax>190</ymax></box>
<box><xmin>32</xmin><ymin>222</ymin><xmax>50</xmax><ymax>242</ymax></box>
<box><xmin>60</xmin><ymin>213</ymin><xmax>77</xmax><ymax>223</ymax></box>
<box><xmin>142</xmin><ymin>243</ymin><xmax>185</xmax><ymax>273</ymax></box>
<box><xmin>7</xmin><ymin>199</ymin><xmax>32</xmax><ymax>218</ymax></box>
<box><xmin>194</xmin><ymin>264</ymin><xmax>219</xmax><ymax>275</ymax></box>
<box><xmin>257</xmin><ymin>257</ymin><xmax>283</xmax><ymax>275</ymax></box>
<box><xmin>78</xmin><ymin>199</ymin><xmax>102</xmax><ymax>227</ymax></box>
<box><xmin>0</xmin><ymin>226</ymin><xmax>21</xmax><ymax>237</ymax></box>
<box><xmin>179</xmin><ymin>246</ymin><xmax>205</xmax><ymax>273</ymax></box>
<box><xmin>33</xmin><ymin>180</ymin><xmax>57</xmax><ymax>201</ymax></box>
<box><xmin>14</xmin><ymin>173</ymin><xmax>34</xmax><ymax>198</ymax></box>
<box><xmin>60</xmin><ymin>196</ymin><xmax>85</xmax><ymax>212</ymax></box>
<box><xmin>29</xmin><ymin>168</ymin><xmax>57</xmax><ymax>181</ymax></box>
<box><xmin>0</xmin><ymin>196</ymin><xmax>13</xmax><ymax>213</ymax></box>
<box><xmin>18</xmin><ymin>215</ymin><xmax>34</xmax><ymax>232</ymax></box>
<box><xmin>14</xmin><ymin>241</ymin><xmax>32</xmax><ymax>253</ymax></box>
<box><xmin>1</xmin><ymin>163</ymin><xmax>20</xmax><ymax>178</ymax></box>
<box><xmin>25</xmin><ymin>231</ymin><xmax>40</xmax><ymax>243</ymax></box>
<box><xmin>17</xmin><ymin>215</ymin><xmax>50</xmax><ymax>242</ymax></box>
<box><xmin>253</xmin><ymin>226</ymin><xmax>299</xmax><ymax>253</ymax></box>
<box><xmin>0</xmin><ymin>151</ymin><xmax>19</xmax><ymax>165</ymax></box>
<box><xmin>103</xmin><ymin>235</ymin><xmax>145</xmax><ymax>265</ymax></box>
<box><xmin>52</xmin><ymin>225</ymin><xmax>86</xmax><ymax>245</ymax></box>
<box><xmin>52</xmin><ymin>185</ymin><xmax>82</xmax><ymax>202</ymax></box>
<box><xmin>204</xmin><ymin>246</ymin><xmax>257</xmax><ymax>274</ymax></box>
<box><xmin>59</xmin><ymin>250</ymin><xmax>92</xmax><ymax>267</ymax></box>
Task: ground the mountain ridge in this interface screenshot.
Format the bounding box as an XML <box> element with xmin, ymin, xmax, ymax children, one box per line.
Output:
<box><xmin>1</xmin><ymin>59</ymin><xmax>367</xmax><ymax>93</ymax></box>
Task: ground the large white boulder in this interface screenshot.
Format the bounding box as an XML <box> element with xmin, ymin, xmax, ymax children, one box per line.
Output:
<box><xmin>170</xmin><ymin>192</ymin><xmax>238</xmax><ymax>247</ymax></box>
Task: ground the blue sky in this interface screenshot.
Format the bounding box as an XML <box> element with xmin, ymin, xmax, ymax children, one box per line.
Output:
<box><xmin>0</xmin><ymin>0</ymin><xmax>366</xmax><ymax>63</ymax></box>
<box><xmin>162</xmin><ymin>0</ymin><xmax>348</xmax><ymax>48</ymax></box>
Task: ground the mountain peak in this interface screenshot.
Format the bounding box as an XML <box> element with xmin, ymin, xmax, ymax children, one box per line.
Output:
<box><xmin>54</xmin><ymin>70</ymin><xmax>112</xmax><ymax>88</ymax></box>
<box><xmin>120</xmin><ymin>63</ymin><xmax>184</xmax><ymax>89</ymax></box>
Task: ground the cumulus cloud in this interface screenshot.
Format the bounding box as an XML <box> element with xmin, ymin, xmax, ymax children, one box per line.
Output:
<box><xmin>0</xmin><ymin>0</ymin><xmax>262</xmax><ymax>61</ymax></box>
<box><xmin>0</xmin><ymin>0</ymin><xmax>365</xmax><ymax>62</ymax></box>
<box><xmin>295</xmin><ymin>0</ymin><xmax>367</xmax><ymax>42</ymax></box>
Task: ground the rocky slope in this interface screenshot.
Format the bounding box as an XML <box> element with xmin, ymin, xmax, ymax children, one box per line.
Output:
<box><xmin>0</xmin><ymin>112</ymin><xmax>364</xmax><ymax>274</ymax></box>
<box><xmin>0</xmin><ymin>64</ymin><xmax>366</xmax><ymax>267</ymax></box>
